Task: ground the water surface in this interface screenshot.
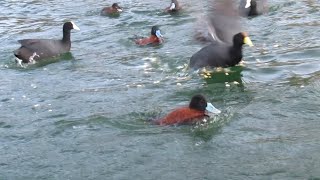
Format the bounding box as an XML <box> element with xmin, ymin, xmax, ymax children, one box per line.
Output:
<box><xmin>0</xmin><ymin>0</ymin><xmax>319</xmax><ymax>179</ymax></box>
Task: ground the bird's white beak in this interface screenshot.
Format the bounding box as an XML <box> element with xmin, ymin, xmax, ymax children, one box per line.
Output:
<box><xmin>206</xmin><ymin>103</ymin><xmax>221</xmax><ymax>114</ymax></box>
<box><xmin>169</xmin><ymin>3</ymin><xmax>176</xmax><ymax>10</ymax></box>
<box><xmin>71</xmin><ymin>21</ymin><xmax>80</xmax><ymax>31</ymax></box>
<box><xmin>245</xmin><ymin>0</ymin><xmax>252</xmax><ymax>8</ymax></box>
<box><xmin>155</xmin><ymin>30</ymin><xmax>163</xmax><ymax>38</ymax></box>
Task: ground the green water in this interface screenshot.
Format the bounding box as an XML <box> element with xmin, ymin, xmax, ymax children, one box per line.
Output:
<box><xmin>0</xmin><ymin>0</ymin><xmax>319</xmax><ymax>179</ymax></box>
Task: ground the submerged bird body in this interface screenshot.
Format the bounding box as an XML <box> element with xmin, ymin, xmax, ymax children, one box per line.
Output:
<box><xmin>14</xmin><ymin>21</ymin><xmax>79</xmax><ymax>63</ymax></box>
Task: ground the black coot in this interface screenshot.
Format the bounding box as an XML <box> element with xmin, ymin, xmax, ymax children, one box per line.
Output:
<box><xmin>190</xmin><ymin>0</ymin><xmax>254</xmax><ymax>69</ymax></box>
<box><xmin>239</xmin><ymin>0</ymin><xmax>268</xmax><ymax>17</ymax></box>
<box><xmin>190</xmin><ymin>32</ymin><xmax>253</xmax><ymax>69</ymax></box>
<box><xmin>14</xmin><ymin>21</ymin><xmax>80</xmax><ymax>63</ymax></box>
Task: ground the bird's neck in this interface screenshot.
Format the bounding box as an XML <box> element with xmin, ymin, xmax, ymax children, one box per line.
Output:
<box><xmin>248</xmin><ymin>8</ymin><xmax>258</xmax><ymax>16</ymax></box>
<box><xmin>62</xmin><ymin>30</ymin><xmax>71</xmax><ymax>42</ymax></box>
<box><xmin>229</xmin><ymin>45</ymin><xmax>243</xmax><ymax>66</ymax></box>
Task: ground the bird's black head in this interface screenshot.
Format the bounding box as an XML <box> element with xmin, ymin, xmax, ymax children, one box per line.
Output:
<box><xmin>63</xmin><ymin>21</ymin><xmax>80</xmax><ymax>32</ymax></box>
<box><xmin>112</xmin><ymin>3</ymin><xmax>121</xmax><ymax>9</ymax></box>
<box><xmin>151</xmin><ymin>26</ymin><xmax>160</xmax><ymax>35</ymax></box>
<box><xmin>250</xmin><ymin>0</ymin><xmax>257</xmax><ymax>8</ymax></box>
<box><xmin>170</xmin><ymin>0</ymin><xmax>179</xmax><ymax>10</ymax></box>
<box><xmin>151</xmin><ymin>26</ymin><xmax>163</xmax><ymax>38</ymax></box>
<box><xmin>189</xmin><ymin>94</ymin><xmax>208</xmax><ymax>111</ymax></box>
<box><xmin>248</xmin><ymin>0</ymin><xmax>259</xmax><ymax>16</ymax></box>
<box><xmin>233</xmin><ymin>32</ymin><xmax>245</xmax><ymax>46</ymax></box>
<box><xmin>233</xmin><ymin>32</ymin><xmax>253</xmax><ymax>47</ymax></box>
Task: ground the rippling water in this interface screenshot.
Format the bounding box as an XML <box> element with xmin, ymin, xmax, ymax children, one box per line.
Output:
<box><xmin>0</xmin><ymin>0</ymin><xmax>319</xmax><ymax>179</ymax></box>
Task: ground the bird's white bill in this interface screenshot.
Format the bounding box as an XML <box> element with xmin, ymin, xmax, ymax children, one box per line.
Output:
<box><xmin>71</xmin><ymin>22</ymin><xmax>80</xmax><ymax>31</ymax></box>
<box><xmin>206</xmin><ymin>103</ymin><xmax>221</xmax><ymax>114</ymax></box>
<box><xmin>155</xmin><ymin>30</ymin><xmax>163</xmax><ymax>38</ymax></box>
<box><xmin>117</xmin><ymin>8</ymin><xmax>123</xmax><ymax>12</ymax></box>
<box><xmin>169</xmin><ymin>3</ymin><xmax>176</xmax><ymax>10</ymax></box>
<box><xmin>245</xmin><ymin>0</ymin><xmax>252</xmax><ymax>8</ymax></box>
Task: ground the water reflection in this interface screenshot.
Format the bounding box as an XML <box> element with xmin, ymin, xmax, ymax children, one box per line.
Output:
<box><xmin>201</xmin><ymin>66</ymin><xmax>244</xmax><ymax>86</ymax></box>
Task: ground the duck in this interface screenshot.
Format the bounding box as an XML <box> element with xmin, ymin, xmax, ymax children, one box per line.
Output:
<box><xmin>154</xmin><ymin>94</ymin><xmax>221</xmax><ymax>125</ymax></box>
<box><xmin>165</xmin><ymin>0</ymin><xmax>181</xmax><ymax>13</ymax></box>
<box><xmin>101</xmin><ymin>3</ymin><xmax>123</xmax><ymax>16</ymax></box>
<box><xmin>189</xmin><ymin>32</ymin><xmax>253</xmax><ymax>69</ymax></box>
<box><xmin>135</xmin><ymin>26</ymin><xmax>164</xmax><ymax>46</ymax></box>
<box><xmin>239</xmin><ymin>0</ymin><xmax>267</xmax><ymax>17</ymax></box>
<box><xmin>14</xmin><ymin>21</ymin><xmax>80</xmax><ymax>64</ymax></box>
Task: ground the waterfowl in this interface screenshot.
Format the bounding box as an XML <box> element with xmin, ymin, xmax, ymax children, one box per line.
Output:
<box><xmin>135</xmin><ymin>26</ymin><xmax>164</xmax><ymax>46</ymax></box>
<box><xmin>101</xmin><ymin>3</ymin><xmax>123</xmax><ymax>16</ymax></box>
<box><xmin>194</xmin><ymin>0</ymin><xmax>242</xmax><ymax>44</ymax></box>
<box><xmin>155</xmin><ymin>94</ymin><xmax>220</xmax><ymax>125</ymax></box>
<box><xmin>165</xmin><ymin>0</ymin><xmax>181</xmax><ymax>13</ymax></box>
<box><xmin>239</xmin><ymin>0</ymin><xmax>267</xmax><ymax>17</ymax></box>
<box><xmin>191</xmin><ymin>0</ymin><xmax>254</xmax><ymax>69</ymax></box>
<box><xmin>190</xmin><ymin>32</ymin><xmax>253</xmax><ymax>69</ymax></box>
<box><xmin>14</xmin><ymin>21</ymin><xmax>80</xmax><ymax>64</ymax></box>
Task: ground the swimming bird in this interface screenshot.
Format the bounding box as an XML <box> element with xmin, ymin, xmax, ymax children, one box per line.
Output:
<box><xmin>194</xmin><ymin>0</ymin><xmax>243</xmax><ymax>44</ymax></box>
<box><xmin>135</xmin><ymin>26</ymin><xmax>164</xmax><ymax>46</ymax></box>
<box><xmin>155</xmin><ymin>94</ymin><xmax>220</xmax><ymax>125</ymax></box>
<box><xmin>165</xmin><ymin>0</ymin><xmax>181</xmax><ymax>13</ymax></box>
<box><xmin>239</xmin><ymin>0</ymin><xmax>268</xmax><ymax>17</ymax></box>
<box><xmin>190</xmin><ymin>0</ymin><xmax>254</xmax><ymax>69</ymax></box>
<box><xmin>14</xmin><ymin>21</ymin><xmax>80</xmax><ymax>64</ymax></box>
<box><xmin>101</xmin><ymin>3</ymin><xmax>123</xmax><ymax>16</ymax></box>
<box><xmin>190</xmin><ymin>32</ymin><xmax>253</xmax><ymax>69</ymax></box>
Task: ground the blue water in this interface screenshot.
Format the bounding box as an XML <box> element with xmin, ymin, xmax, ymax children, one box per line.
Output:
<box><xmin>0</xmin><ymin>0</ymin><xmax>320</xmax><ymax>179</ymax></box>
